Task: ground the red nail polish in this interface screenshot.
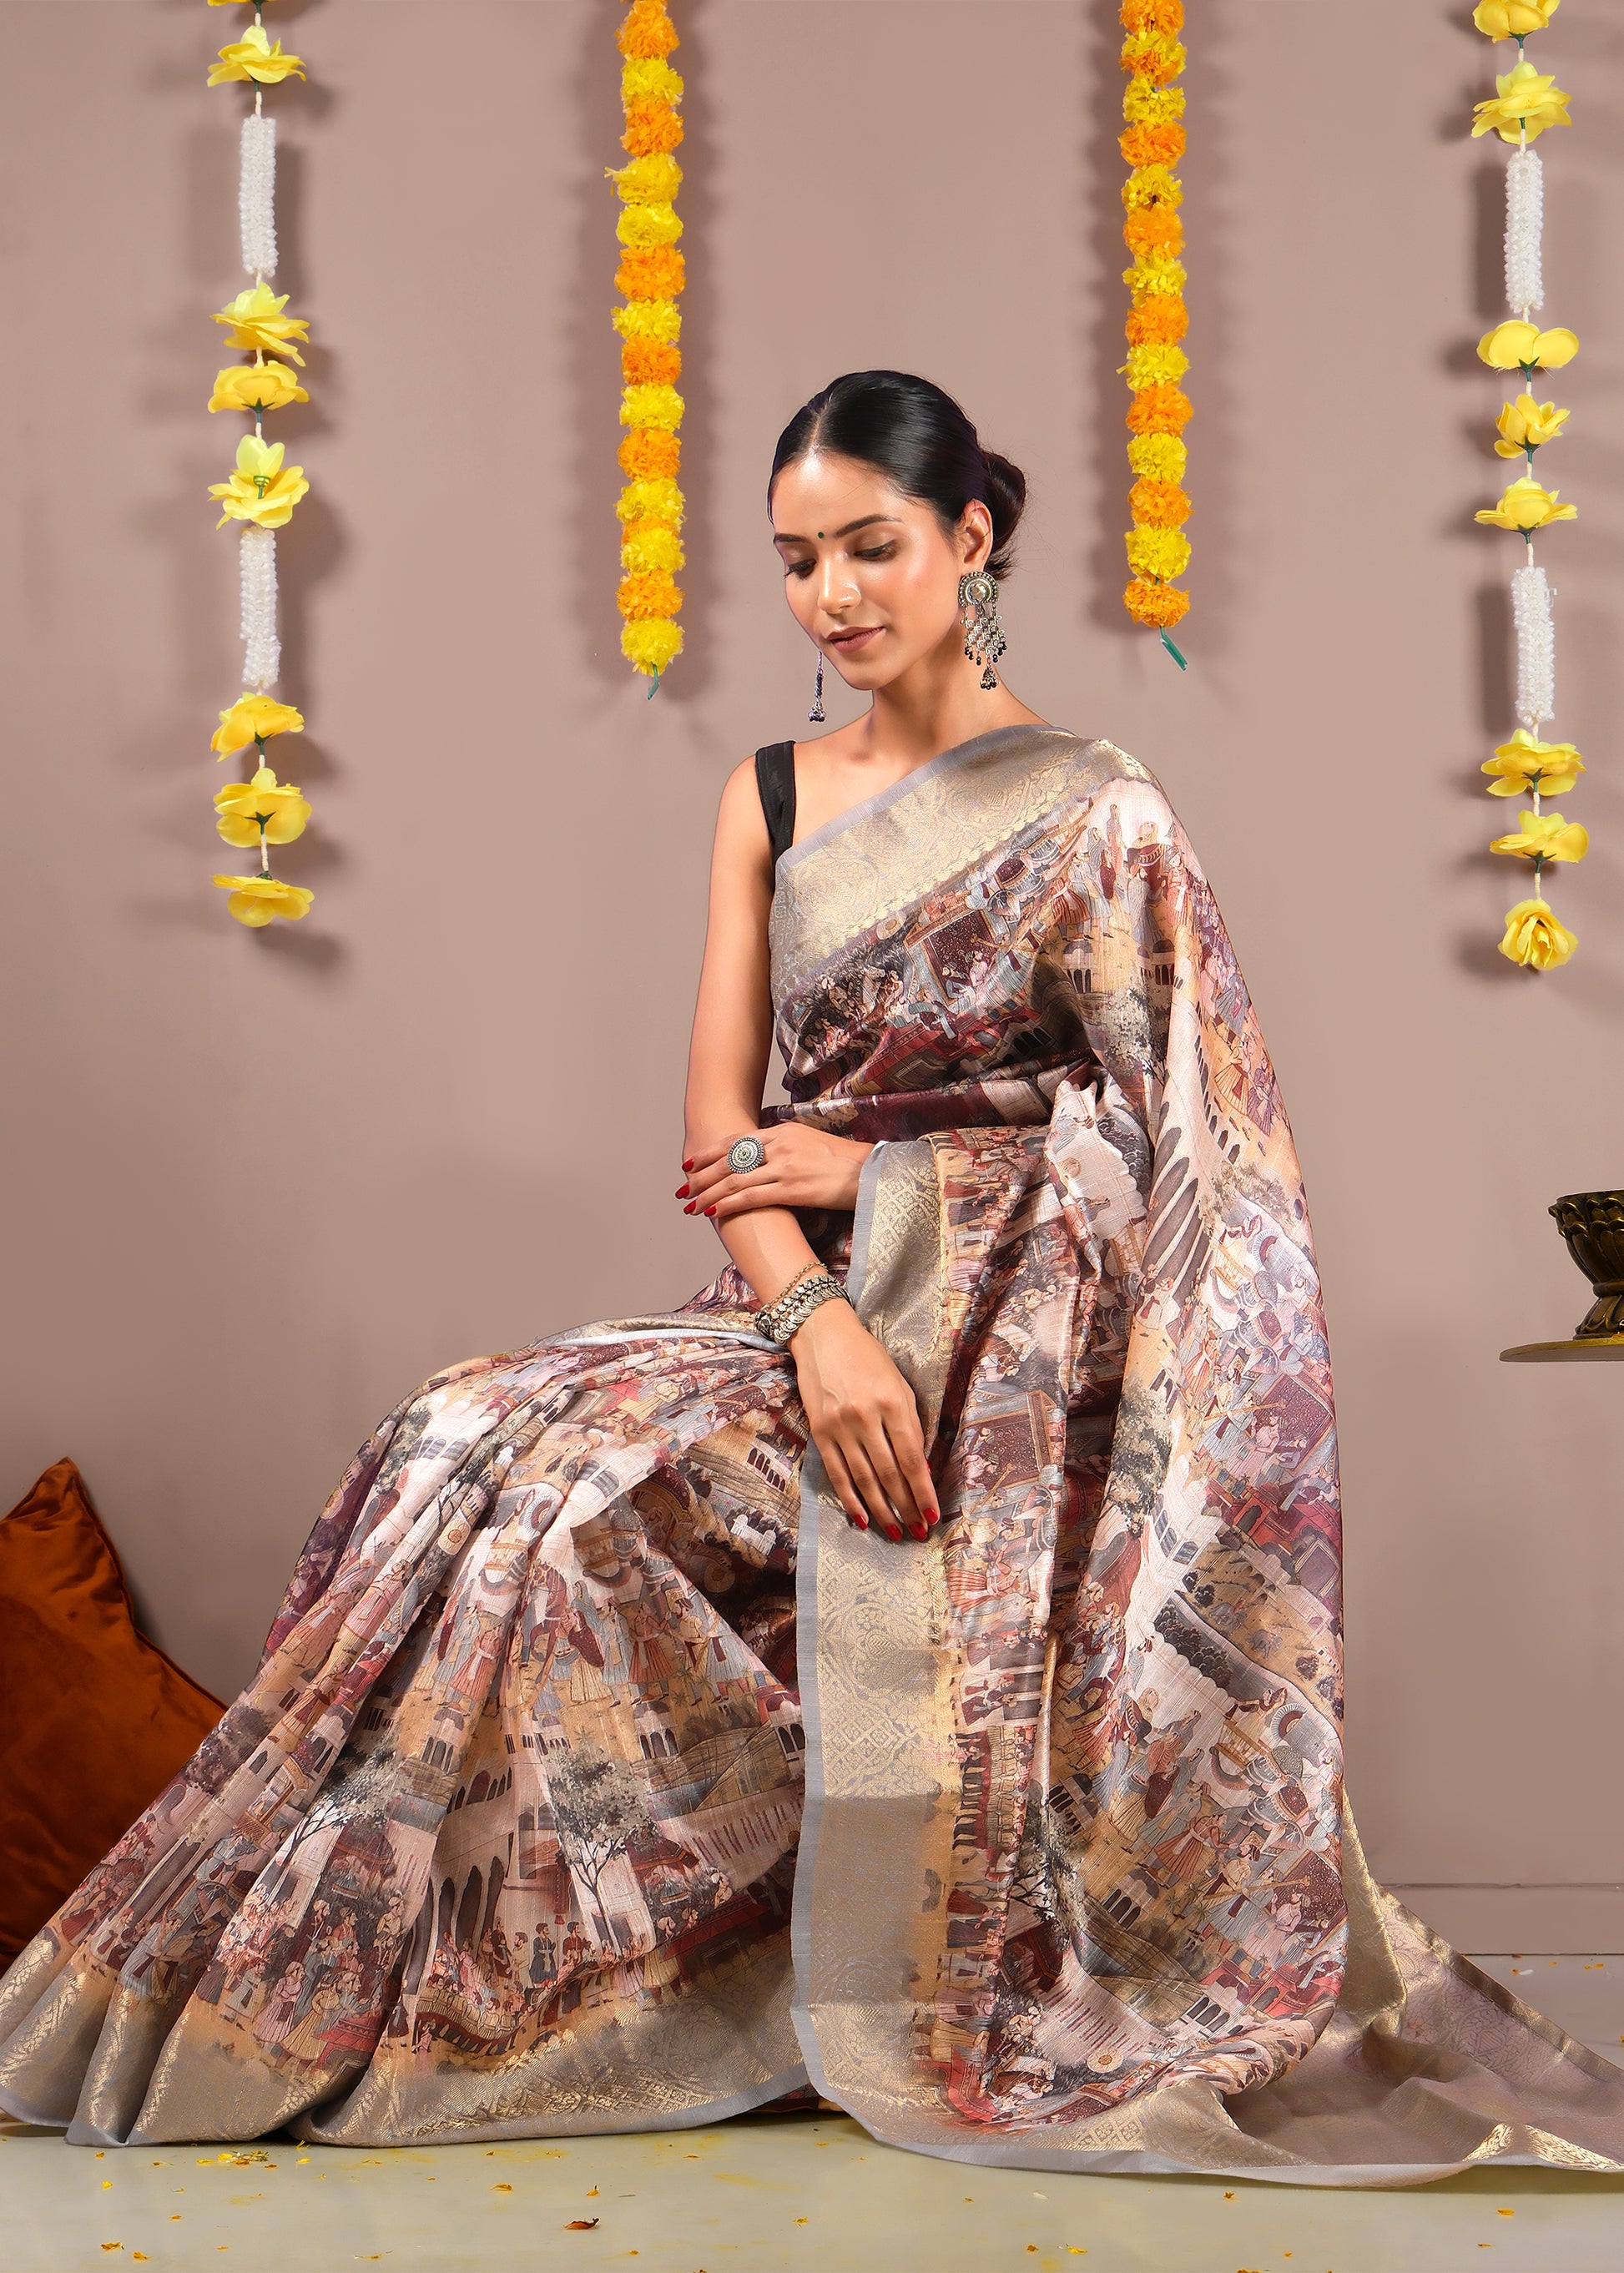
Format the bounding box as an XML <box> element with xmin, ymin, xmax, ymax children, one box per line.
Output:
<box><xmin>704</xmin><ymin>1206</ymin><xmax>716</xmax><ymax>1217</ymax></box>
<box><xmin>849</xmin><ymin>1512</ymin><xmax>868</xmax><ymax>1531</ymax></box>
<box><xmin>683</xmin><ymin>1203</ymin><xmax>695</xmax><ymax>1215</ymax></box>
<box><xmin>682</xmin><ymin>1158</ymin><xmax>694</xmax><ymax>1172</ymax></box>
<box><xmin>677</xmin><ymin>1185</ymin><xmax>690</xmax><ymax>1198</ymax></box>
<box><xmin>885</xmin><ymin>1525</ymin><xmax>903</xmax><ymax>1544</ymax></box>
<box><xmin>910</xmin><ymin>1524</ymin><xmax>928</xmax><ymax>1541</ymax></box>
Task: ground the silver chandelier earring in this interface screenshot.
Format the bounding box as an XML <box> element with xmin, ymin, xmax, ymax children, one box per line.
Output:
<box><xmin>808</xmin><ymin>648</ymin><xmax>826</xmax><ymax>723</ymax></box>
<box><xmin>958</xmin><ymin>571</ymin><xmax>1006</xmax><ymax>690</ymax></box>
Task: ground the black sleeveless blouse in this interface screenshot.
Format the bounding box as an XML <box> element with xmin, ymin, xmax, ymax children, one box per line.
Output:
<box><xmin>754</xmin><ymin>742</ymin><xmax>796</xmax><ymax>871</ymax></box>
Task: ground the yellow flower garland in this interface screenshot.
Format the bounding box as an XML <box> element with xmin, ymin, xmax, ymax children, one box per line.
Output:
<box><xmin>613</xmin><ymin>0</ymin><xmax>685</xmax><ymax>689</ymax></box>
<box><xmin>1118</xmin><ymin>0</ymin><xmax>1190</xmax><ymax>666</ymax></box>
<box><xmin>206</xmin><ymin>0</ymin><xmax>313</xmax><ymax>928</ymax></box>
<box><xmin>1470</xmin><ymin>2</ymin><xmax>1585</xmax><ymax>970</ymax></box>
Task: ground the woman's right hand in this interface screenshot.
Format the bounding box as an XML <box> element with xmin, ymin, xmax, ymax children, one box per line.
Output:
<box><xmin>789</xmin><ymin>1298</ymin><xmax>939</xmax><ymax>1543</ymax></box>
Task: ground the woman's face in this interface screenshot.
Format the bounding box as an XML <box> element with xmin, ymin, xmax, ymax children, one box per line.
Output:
<box><xmin>769</xmin><ymin>451</ymin><xmax>993</xmax><ymax>698</ymax></box>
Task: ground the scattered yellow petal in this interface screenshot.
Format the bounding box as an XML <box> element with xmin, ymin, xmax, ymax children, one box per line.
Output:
<box><xmin>103</xmin><ymin>2180</ymin><xmax>113</xmax><ymax>2188</ymax></box>
<box><xmin>587</xmin><ymin>2186</ymin><xmax>600</xmax><ymax>2196</ymax></box>
<box><xmin>1499</xmin><ymin>2206</ymin><xmax>1516</xmax><ymax>2215</ymax></box>
<box><xmin>794</xmin><ymin>2218</ymin><xmax>808</xmax><ymax>2225</ymax></box>
<box><xmin>1224</xmin><ymin>2189</ymin><xmax>1236</xmax><ymax>2199</ymax></box>
<box><xmin>493</xmin><ymin>2182</ymin><xmax>512</xmax><ymax>2192</ymax></box>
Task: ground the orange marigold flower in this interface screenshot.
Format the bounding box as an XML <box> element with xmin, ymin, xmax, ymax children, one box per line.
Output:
<box><xmin>1123</xmin><ymin>577</ymin><xmax>1191</xmax><ymax>628</ymax></box>
<box><xmin>1126</xmin><ymin>384</ymin><xmax>1193</xmax><ymax>435</ymax></box>
<box><xmin>1120</xmin><ymin>33</ymin><xmax>1186</xmax><ymax>85</ymax></box>
<box><xmin>623</xmin><ymin>98</ymin><xmax>683</xmax><ymax>156</ymax></box>
<box><xmin>616</xmin><ymin>244</ymin><xmax>686</xmax><ymax>300</ymax></box>
<box><xmin>1119</xmin><ymin>122</ymin><xmax>1186</xmax><ymax>167</ymax></box>
<box><xmin>1126</xmin><ymin>296</ymin><xmax>1188</xmax><ymax>345</ymax></box>
<box><xmin>1120</xmin><ymin>0</ymin><xmax>1183</xmax><ymax>33</ymax></box>
<box><xmin>618</xmin><ymin>0</ymin><xmax>678</xmax><ymax>64</ymax></box>
<box><xmin>618</xmin><ymin>427</ymin><xmax>681</xmax><ymax>479</ymax></box>
<box><xmin>1122</xmin><ymin>205</ymin><xmax>1183</xmax><ymax>257</ymax></box>
<box><xmin>622</xmin><ymin>336</ymin><xmax>682</xmax><ymax>385</ymax></box>
<box><xmin>618</xmin><ymin>567</ymin><xmax>683</xmax><ymax>619</ymax></box>
<box><xmin>1129</xmin><ymin>477</ymin><xmax>1192</xmax><ymax>527</ymax></box>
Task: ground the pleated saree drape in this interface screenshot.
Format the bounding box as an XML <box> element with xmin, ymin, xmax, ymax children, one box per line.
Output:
<box><xmin>3</xmin><ymin>725</ymin><xmax>1621</xmax><ymax>2181</ymax></box>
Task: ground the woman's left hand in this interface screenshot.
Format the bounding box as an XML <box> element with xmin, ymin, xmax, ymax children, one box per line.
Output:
<box><xmin>679</xmin><ymin>1125</ymin><xmax>875</xmax><ymax>1221</ymax></box>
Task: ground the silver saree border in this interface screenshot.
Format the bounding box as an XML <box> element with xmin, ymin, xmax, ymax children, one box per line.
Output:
<box><xmin>788</xmin><ymin>1151</ymin><xmax>1624</xmax><ymax>2186</ymax></box>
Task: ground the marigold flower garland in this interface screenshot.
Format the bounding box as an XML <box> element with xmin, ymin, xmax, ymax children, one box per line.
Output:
<box><xmin>1469</xmin><ymin>1</ymin><xmax>1586</xmax><ymax>971</ymax></box>
<box><xmin>1118</xmin><ymin>0</ymin><xmax>1190</xmax><ymax>668</ymax></box>
<box><xmin>204</xmin><ymin>1</ymin><xmax>314</xmax><ymax>928</ymax></box>
<box><xmin>613</xmin><ymin>0</ymin><xmax>685</xmax><ymax>692</ymax></box>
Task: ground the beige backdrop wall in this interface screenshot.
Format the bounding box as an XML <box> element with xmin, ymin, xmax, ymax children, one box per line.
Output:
<box><xmin>3</xmin><ymin>1</ymin><xmax>1621</xmax><ymax>1949</ymax></box>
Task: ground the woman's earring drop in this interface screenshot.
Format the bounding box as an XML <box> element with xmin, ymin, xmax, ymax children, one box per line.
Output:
<box><xmin>958</xmin><ymin>571</ymin><xmax>1006</xmax><ymax>691</ymax></box>
<box><xmin>808</xmin><ymin>648</ymin><xmax>826</xmax><ymax>723</ymax></box>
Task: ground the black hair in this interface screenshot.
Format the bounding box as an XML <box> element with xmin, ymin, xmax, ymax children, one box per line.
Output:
<box><xmin>769</xmin><ymin>370</ymin><xmax>1027</xmax><ymax>580</ymax></box>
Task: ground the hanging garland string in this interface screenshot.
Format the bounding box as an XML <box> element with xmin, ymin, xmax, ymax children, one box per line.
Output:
<box><xmin>613</xmin><ymin>0</ymin><xmax>685</xmax><ymax>693</ymax></box>
<box><xmin>204</xmin><ymin>0</ymin><xmax>314</xmax><ymax>928</ymax></box>
<box><xmin>1118</xmin><ymin>0</ymin><xmax>1191</xmax><ymax>668</ymax></box>
<box><xmin>1470</xmin><ymin>2</ymin><xmax>1586</xmax><ymax>972</ymax></box>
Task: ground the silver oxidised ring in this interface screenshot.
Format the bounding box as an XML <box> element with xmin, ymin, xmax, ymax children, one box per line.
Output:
<box><xmin>727</xmin><ymin>1136</ymin><xmax>766</xmax><ymax>1175</ymax></box>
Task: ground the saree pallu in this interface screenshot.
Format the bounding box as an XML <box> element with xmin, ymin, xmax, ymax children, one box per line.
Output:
<box><xmin>3</xmin><ymin>724</ymin><xmax>1621</xmax><ymax>2183</ymax></box>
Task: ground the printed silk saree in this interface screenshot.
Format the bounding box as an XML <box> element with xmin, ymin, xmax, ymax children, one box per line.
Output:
<box><xmin>3</xmin><ymin>725</ymin><xmax>1621</xmax><ymax>2182</ymax></box>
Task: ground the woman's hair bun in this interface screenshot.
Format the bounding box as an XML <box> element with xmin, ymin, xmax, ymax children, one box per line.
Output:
<box><xmin>981</xmin><ymin>451</ymin><xmax>1027</xmax><ymax>581</ymax></box>
<box><xmin>769</xmin><ymin>370</ymin><xmax>1030</xmax><ymax>580</ymax></box>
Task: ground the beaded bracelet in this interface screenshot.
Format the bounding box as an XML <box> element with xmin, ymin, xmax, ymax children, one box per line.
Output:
<box><xmin>754</xmin><ymin>1270</ymin><xmax>848</xmax><ymax>1346</ymax></box>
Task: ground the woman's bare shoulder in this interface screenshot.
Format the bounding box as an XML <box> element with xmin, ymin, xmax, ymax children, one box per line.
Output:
<box><xmin>710</xmin><ymin>754</ymin><xmax>773</xmax><ymax>875</ymax></box>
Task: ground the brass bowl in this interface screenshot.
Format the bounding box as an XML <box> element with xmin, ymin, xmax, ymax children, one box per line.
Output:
<box><xmin>1551</xmin><ymin>1189</ymin><xmax>1624</xmax><ymax>1339</ymax></box>
<box><xmin>1502</xmin><ymin>1188</ymin><xmax>1624</xmax><ymax>1359</ymax></box>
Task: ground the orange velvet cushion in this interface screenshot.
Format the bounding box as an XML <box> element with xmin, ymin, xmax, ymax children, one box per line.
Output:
<box><xmin>0</xmin><ymin>1459</ymin><xmax>223</xmax><ymax>1961</ymax></box>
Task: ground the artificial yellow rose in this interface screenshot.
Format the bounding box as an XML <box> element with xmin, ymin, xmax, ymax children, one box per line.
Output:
<box><xmin>211</xmin><ymin>692</ymin><xmax>304</xmax><ymax>759</ymax></box>
<box><xmin>208</xmin><ymin>360</ymin><xmax>308</xmax><ymax>415</ymax></box>
<box><xmin>1474</xmin><ymin>476</ymin><xmax>1576</xmax><ymax>531</ymax></box>
<box><xmin>212</xmin><ymin>282</ymin><xmax>310</xmax><ymax>365</ymax></box>
<box><xmin>1489</xmin><ymin>808</ymin><xmax>1589</xmax><ymax>863</ymax></box>
<box><xmin>214</xmin><ymin>765</ymin><xmax>311</xmax><ymax>849</ymax></box>
<box><xmin>1498</xmin><ymin>895</ymin><xmax>1576</xmax><ymax>970</ymax></box>
<box><xmin>1477</xmin><ymin>320</ymin><xmax>1579</xmax><ymax>371</ymax></box>
<box><xmin>1481</xmin><ymin>729</ymin><xmax>1585</xmax><ymax>798</ymax></box>
<box><xmin>208</xmin><ymin>25</ymin><xmax>305</xmax><ymax>87</ymax></box>
<box><xmin>1494</xmin><ymin>393</ymin><xmax>1569</xmax><ymax>456</ymax></box>
<box><xmin>213</xmin><ymin>872</ymin><xmax>315</xmax><ymax>928</ymax></box>
<box><xmin>1471</xmin><ymin>60</ymin><xmax>1571</xmax><ymax>143</ymax></box>
<box><xmin>209</xmin><ymin>433</ymin><xmax>310</xmax><ymax>528</ymax></box>
<box><xmin>1473</xmin><ymin>1</ymin><xmax>1561</xmax><ymax>38</ymax></box>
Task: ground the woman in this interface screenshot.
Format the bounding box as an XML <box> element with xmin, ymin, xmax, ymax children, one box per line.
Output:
<box><xmin>2</xmin><ymin>372</ymin><xmax>1619</xmax><ymax>2181</ymax></box>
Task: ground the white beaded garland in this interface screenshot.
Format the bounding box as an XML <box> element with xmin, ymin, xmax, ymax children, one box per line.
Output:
<box><xmin>1511</xmin><ymin>559</ymin><xmax>1555</xmax><ymax>732</ymax></box>
<box><xmin>239</xmin><ymin>113</ymin><xmax>277</xmax><ymax>280</ymax></box>
<box><xmin>240</xmin><ymin>524</ymin><xmax>280</xmax><ymax>691</ymax></box>
<box><xmin>1504</xmin><ymin>145</ymin><xmax>1543</xmax><ymax>320</ymax></box>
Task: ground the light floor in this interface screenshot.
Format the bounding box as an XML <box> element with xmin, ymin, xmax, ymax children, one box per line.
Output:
<box><xmin>6</xmin><ymin>1956</ymin><xmax>1624</xmax><ymax>2273</ymax></box>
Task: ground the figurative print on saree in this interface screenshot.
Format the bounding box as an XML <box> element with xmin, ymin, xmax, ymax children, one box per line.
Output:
<box><xmin>3</xmin><ymin>725</ymin><xmax>1621</xmax><ymax>2183</ymax></box>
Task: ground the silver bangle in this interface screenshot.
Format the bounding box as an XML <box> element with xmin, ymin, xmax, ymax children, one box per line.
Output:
<box><xmin>754</xmin><ymin>1271</ymin><xmax>847</xmax><ymax>1345</ymax></box>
